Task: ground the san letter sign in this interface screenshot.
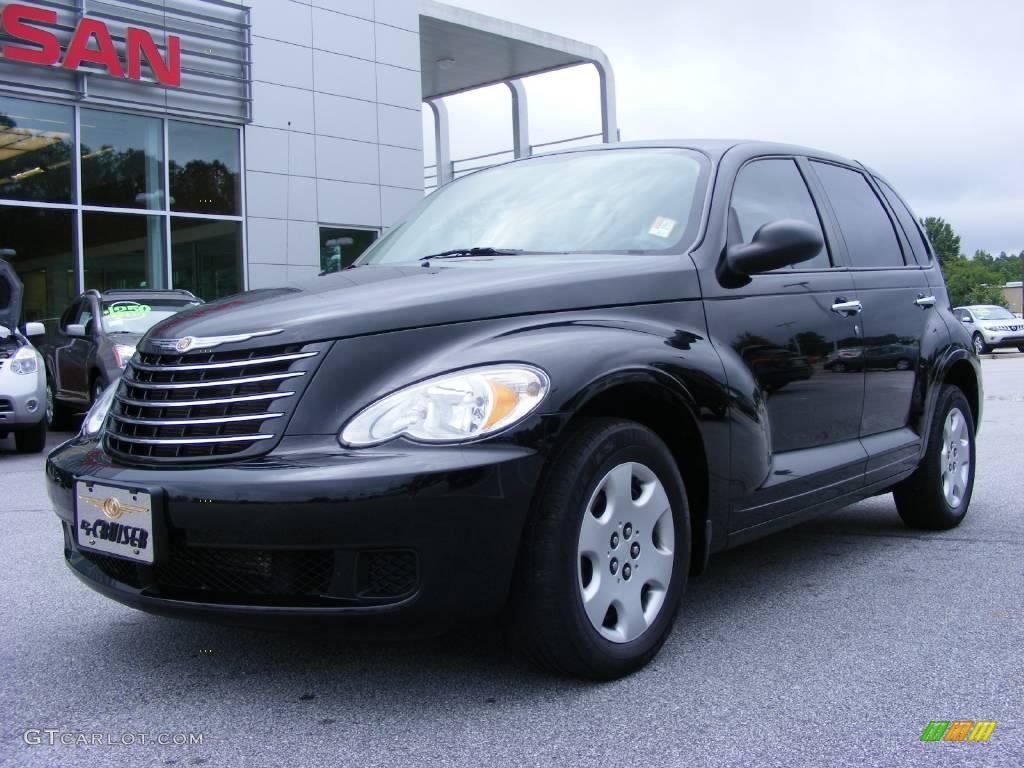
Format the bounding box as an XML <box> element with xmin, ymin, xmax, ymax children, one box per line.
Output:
<box><xmin>1</xmin><ymin>2</ymin><xmax>181</xmax><ymax>87</ymax></box>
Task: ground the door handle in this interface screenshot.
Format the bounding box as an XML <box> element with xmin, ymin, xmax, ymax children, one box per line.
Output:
<box><xmin>831</xmin><ymin>299</ymin><xmax>863</xmax><ymax>315</ymax></box>
<box><xmin>914</xmin><ymin>295</ymin><xmax>936</xmax><ymax>308</ymax></box>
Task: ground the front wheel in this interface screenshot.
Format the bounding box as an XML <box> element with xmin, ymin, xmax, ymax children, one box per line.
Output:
<box><xmin>14</xmin><ymin>419</ymin><xmax>47</xmax><ymax>454</ymax></box>
<box><xmin>511</xmin><ymin>418</ymin><xmax>690</xmax><ymax>679</ymax></box>
<box><xmin>45</xmin><ymin>375</ymin><xmax>72</xmax><ymax>430</ymax></box>
<box><xmin>893</xmin><ymin>386</ymin><xmax>975</xmax><ymax>530</ymax></box>
<box><xmin>972</xmin><ymin>333</ymin><xmax>990</xmax><ymax>355</ymax></box>
<box><xmin>90</xmin><ymin>377</ymin><xmax>107</xmax><ymax>407</ymax></box>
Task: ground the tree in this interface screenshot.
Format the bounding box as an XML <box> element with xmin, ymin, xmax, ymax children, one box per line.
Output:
<box><xmin>942</xmin><ymin>257</ymin><xmax>1007</xmax><ymax>308</ymax></box>
<box><xmin>921</xmin><ymin>217</ymin><xmax>961</xmax><ymax>267</ymax></box>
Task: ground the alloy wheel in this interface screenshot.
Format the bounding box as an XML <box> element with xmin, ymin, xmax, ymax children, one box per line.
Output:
<box><xmin>45</xmin><ymin>380</ymin><xmax>55</xmax><ymax>425</ymax></box>
<box><xmin>940</xmin><ymin>407</ymin><xmax>971</xmax><ymax>508</ymax></box>
<box><xmin>576</xmin><ymin>462</ymin><xmax>675</xmax><ymax>644</ymax></box>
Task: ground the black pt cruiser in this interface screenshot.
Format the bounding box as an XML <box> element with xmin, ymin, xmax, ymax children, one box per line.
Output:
<box><xmin>47</xmin><ymin>141</ymin><xmax>982</xmax><ymax>679</ymax></box>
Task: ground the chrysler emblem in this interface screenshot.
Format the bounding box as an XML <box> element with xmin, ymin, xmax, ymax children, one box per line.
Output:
<box><xmin>151</xmin><ymin>329</ymin><xmax>283</xmax><ymax>353</ymax></box>
<box><xmin>78</xmin><ymin>494</ymin><xmax>147</xmax><ymax>521</ymax></box>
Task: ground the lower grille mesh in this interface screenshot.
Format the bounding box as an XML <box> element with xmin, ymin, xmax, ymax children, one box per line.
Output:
<box><xmin>357</xmin><ymin>550</ymin><xmax>418</xmax><ymax>598</ymax></box>
<box><xmin>80</xmin><ymin>546</ymin><xmax>333</xmax><ymax>599</ymax></box>
<box><xmin>156</xmin><ymin>545</ymin><xmax>334</xmax><ymax>597</ymax></box>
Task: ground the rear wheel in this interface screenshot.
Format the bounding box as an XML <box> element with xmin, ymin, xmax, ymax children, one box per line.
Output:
<box><xmin>14</xmin><ymin>419</ymin><xmax>47</xmax><ymax>454</ymax></box>
<box><xmin>894</xmin><ymin>386</ymin><xmax>975</xmax><ymax>530</ymax></box>
<box><xmin>511</xmin><ymin>418</ymin><xmax>690</xmax><ymax>679</ymax></box>
<box><xmin>972</xmin><ymin>333</ymin><xmax>990</xmax><ymax>355</ymax></box>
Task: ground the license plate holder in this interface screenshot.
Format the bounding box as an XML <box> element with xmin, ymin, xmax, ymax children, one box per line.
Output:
<box><xmin>74</xmin><ymin>480</ymin><xmax>162</xmax><ymax>564</ymax></box>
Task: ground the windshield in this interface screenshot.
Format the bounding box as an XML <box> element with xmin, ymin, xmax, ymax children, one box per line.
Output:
<box><xmin>971</xmin><ymin>306</ymin><xmax>1014</xmax><ymax>320</ymax></box>
<box><xmin>358</xmin><ymin>148</ymin><xmax>707</xmax><ymax>265</ymax></box>
<box><xmin>101</xmin><ymin>299</ymin><xmax>200</xmax><ymax>335</ymax></box>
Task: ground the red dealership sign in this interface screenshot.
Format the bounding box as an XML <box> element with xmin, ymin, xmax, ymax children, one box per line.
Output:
<box><xmin>0</xmin><ymin>2</ymin><xmax>181</xmax><ymax>87</ymax></box>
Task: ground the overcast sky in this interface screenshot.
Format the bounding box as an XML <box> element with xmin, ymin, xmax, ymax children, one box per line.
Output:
<box><xmin>425</xmin><ymin>0</ymin><xmax>1023</xmax><ymax>258</ymax></box>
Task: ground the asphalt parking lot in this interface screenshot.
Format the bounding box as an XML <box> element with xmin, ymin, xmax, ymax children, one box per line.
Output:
<box><xmin>1</xmin><ymin>356</ymin><xmax>1021</xmax><ymax>768</ymax></box>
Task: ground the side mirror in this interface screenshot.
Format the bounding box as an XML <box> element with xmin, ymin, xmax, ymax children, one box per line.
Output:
<box><xmin>960</xmin><ymin>317</ymin><xmax>973</xmax><ymax>324</ymax></box>
<box><xmin>718</xmin><ymin>219</ymin><xmax>824</xmax><ymax>288</ymax></box>
<box><xmin>24</xmin><ymin>321</ymin><xmax>44</xmax><ymax>337</ymax></box>
<box><xmin>0</xmin><ymin>324</ymin><xmax>10</xmax><ymax>339</ymax></box>
<box><xmin>65</xmin><ymin>323</ymin><xmax>86</xmax><ymax>337</ymax></box>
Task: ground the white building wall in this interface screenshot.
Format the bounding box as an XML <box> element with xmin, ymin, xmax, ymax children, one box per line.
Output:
<box><xmin>242</xmin><ymin>0</ymin><xmax>423</xmax><ymax>288</ymax></box>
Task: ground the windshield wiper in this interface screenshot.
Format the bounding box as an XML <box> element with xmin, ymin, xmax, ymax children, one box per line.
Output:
<box><xmin>419</xmin><ymin>247</ymin><xmax>525</xmax><ymax>264</ymax></box>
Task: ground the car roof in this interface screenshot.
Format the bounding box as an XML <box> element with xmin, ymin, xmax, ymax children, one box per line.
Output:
<box><xmin>86</xmin><ymin>288</ymin><xmax>200</xmax><ymax>302</ymax></box>
<box><xmin>548</xmin><ymin>139</ymin><xmax>862</xmax><ymax>168</ymax></box>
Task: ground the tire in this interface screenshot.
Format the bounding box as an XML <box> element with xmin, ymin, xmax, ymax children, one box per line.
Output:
<box><xmin>972</xmin><ymin>333</ymin><xmax>990</xmax><ymax>355</ymax></box>
<box><xmin>893</xmin><ymin>386</ymin><xmax>975</xmax><ymax>530</ymax></box>
<box><xmin>511</xmin><ymin>418</ymin><xmax>691</xmax><ymax>679</ymax></box>
<box><xmin>14</xmin><ymin>419</ymin><xmax>47</xmax><ymax>454</ymax></box>
<box><xmin>45</xmin><ymin>374</ymin><xmax>72</xmax><ymax>430</ymax></box>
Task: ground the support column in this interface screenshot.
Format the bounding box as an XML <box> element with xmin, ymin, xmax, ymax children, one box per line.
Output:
<box><xmin>506</xmin><ymin>79</ymin><xmax>531</xmax><ymax>159</ymax></box>
<box><xmin>427</xmin><ymin>99</ymin><xmax>453</xmax><ymax>186</ymax></box>
<box><xmin>593</xmin><ymin>60</ymin><xmax>619</xmax><ymax>143</ymax></box>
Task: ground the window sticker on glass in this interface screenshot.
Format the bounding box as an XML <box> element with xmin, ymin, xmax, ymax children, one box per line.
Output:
<box><xmin>648</xmin><ymin>216</ymin><xmax>677</xmax><ymax>239</ymax></box>
<box><xmin>103</xmin><ymin>302</ymin><xmax>151</xmax><ymax>319</ymax></box>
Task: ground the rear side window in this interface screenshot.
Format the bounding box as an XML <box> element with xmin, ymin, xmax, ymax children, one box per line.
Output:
<box><xmin>730</xmin><ymin>159</ymin><xmax>830</xmax><ymax>269</ymax></box>
<box><xmin>811</xmin><ymin>161</ymin><xmax>905</xmax><ymax>268</ymax></box>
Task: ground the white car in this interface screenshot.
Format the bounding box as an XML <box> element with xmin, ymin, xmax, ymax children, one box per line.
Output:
<box><xmin>0</xmin><ymin>259</ymin><xmax>47</xmax><ymax>453</ymax></box>
<box><xmin>954</xmin><ymin>305</ymin><xmax>1024</xmax><ymax>355</ymax></box>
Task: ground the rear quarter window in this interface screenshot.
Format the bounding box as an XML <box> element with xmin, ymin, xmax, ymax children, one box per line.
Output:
<box><xmin>876</xmin><ymin>179</ymin><xmax>932</xmax><ymax>265</ymax></box>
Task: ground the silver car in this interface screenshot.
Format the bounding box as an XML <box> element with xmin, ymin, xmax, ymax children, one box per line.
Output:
<box><xmin>954</xmin><ymin>305</ymin><xmax>1024</xmax><ymax>355</ymax></box>
<box><xmin>0</xmin><ymin>259</ymin><xmax>47</xmax><ymax>453</ymax></box>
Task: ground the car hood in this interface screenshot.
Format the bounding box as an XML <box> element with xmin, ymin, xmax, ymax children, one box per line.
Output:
<box><xmin>0</xmin><ymin>258</ymin><xmax>23</xmax><ymax>331</ymax></box>
<box><xmin>145</xmin><ymin>256</ymin><xmax>701</xmax><ymax>348</ymax></box>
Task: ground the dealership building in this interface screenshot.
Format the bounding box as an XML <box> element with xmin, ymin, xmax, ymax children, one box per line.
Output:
<box><xmin>0</xmin><ymin>0</ymin><xmax>616</xmax><ymax>322</ymax></box>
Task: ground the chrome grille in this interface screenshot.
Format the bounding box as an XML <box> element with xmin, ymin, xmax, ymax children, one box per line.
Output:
<box><xmin>105</xmin><ymin>342</ymin><xmax>322</xmax><ymax>463</ymax></box>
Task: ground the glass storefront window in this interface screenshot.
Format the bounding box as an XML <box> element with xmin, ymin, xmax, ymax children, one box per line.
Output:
<box><xmin>81</xmin><ymin>109</ymin><xmax>165</xmax><ymax>209</ymax></box>
<box><xmin>0</xmin><ymin>96</ymin><xmax>74</xmax><ymax>203</ymax></box>
<box><xmin>169</xmin><ymin>121</ymin><xmax>240</xmax><ymax>215</ymax></box>
<box><xmin>0</xmin><ymin>207</ymin><xmax>75</xmax><ymax>321</ymax></box>
<box><xmin>319</xmin><ymin>227</ymin><xmax>378</xmax><ymax>274</ymax></box>
<box><xmin>171</xmin><ymin>218</ymin><xmax>242</xmax><ymax>301</ymax></box>
<box><xmin>0</xmin><ymin>97</ymin><xmax>245</xmax><ymax>310</ymax></box>
<box><xmin>83</xmin><ymin>212</ymin><xmax>166</xmax><ymax>292</ymax></box>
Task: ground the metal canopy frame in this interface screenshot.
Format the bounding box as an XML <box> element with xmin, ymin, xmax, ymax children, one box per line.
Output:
<box><xmin>420</xmin><ymin>0</ymin><xmax>618</xmax><ymax>187</ymax></box>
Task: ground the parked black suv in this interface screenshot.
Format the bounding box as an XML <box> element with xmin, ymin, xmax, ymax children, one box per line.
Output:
<box><xmin>41</xmin><ymin>289</ymin><xmax>201</xmax><ymax>426</ymax></box>
<box><xmin>46</xmin><ymin>142</ymin><xmax>981</xmax><ymax>679</ymax></box>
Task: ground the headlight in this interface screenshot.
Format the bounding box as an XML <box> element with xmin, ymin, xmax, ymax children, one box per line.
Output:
<box><xmin>113</xmin><ymin>344</ymin><xmax>137</xmax><ymax>368</ymax></box>
<box><xmin>81</xmin><ymin>382</ymin><xmax>118</xmax><ymax>438</ymax></box>
<box><xmin>340</xmin><ymin>364</ymin><xmax>549</xmax><ymax>447</ymax></box>
<box><xmin>10</xmin><ymin>347</ymin><xmax>38</xmax><ymax>375</ymax></box>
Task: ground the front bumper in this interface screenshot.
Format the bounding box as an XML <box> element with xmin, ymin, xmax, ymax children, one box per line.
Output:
<box><xmin>46</xmin><ymin>433</ymin><xmax>545</xmax><ymax>625</ymax></box>
<box><xmin>981</xmin><ymin>331</ymin><xmax>1024</xmax><ymax>349</ymax></box>
<box><xmin>0</xmin><ymin>368</ymin><xmax>46</xmax><ymax>430</ymax></box>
